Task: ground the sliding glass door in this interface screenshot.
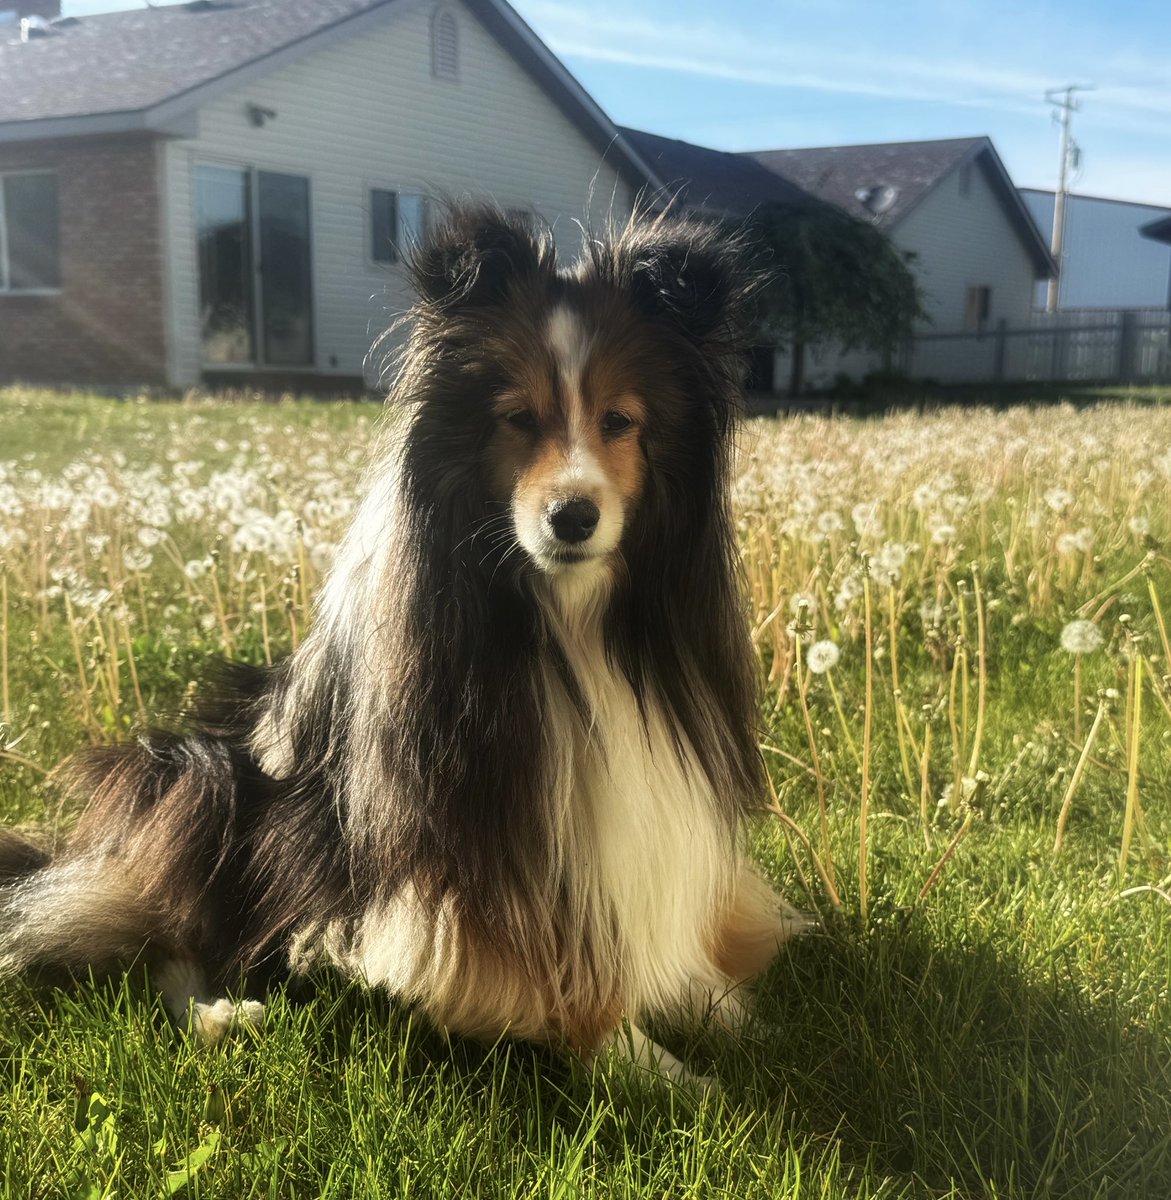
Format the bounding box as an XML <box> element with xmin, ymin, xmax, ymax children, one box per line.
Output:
<box><xmin>195</xmin><ymin>165</ymin><xmax>313</xmax><ymax>368</ymax></box>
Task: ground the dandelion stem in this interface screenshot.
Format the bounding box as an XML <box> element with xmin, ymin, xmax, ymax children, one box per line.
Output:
<box><xmin>1077</xmin><ymin>554</ymin><xmax>1154</xmax><ymax>619</ymax></box>
<box><xmin>826</xmin><ymin>671</ymin><xmax>862</xmax><ymax>771</ymax></box>
<box><xmin>260</xmin><ymin>575</ymin><xmax>273</xmax><ymax>667</ymax></box>
<box><xmin>888</xmin><ymin>585</ymin><xmax>919</xmax><ymax>799</ymax></box>
<box><xmin>795</xmin><ymin>636</ymin><xmax>836</xmax><ymax>893</ymax></box>
<box><xmin>947</xmin><ymin>627</ymin><xmax>963</xmax><ymax>814</ymax></box>
<box><xmin>1054</xmin><ymin>697</ymin><xmax>1107</xmax><ymax>853</ymax></box>
<box><xmin>1073</xmin><ymin>656</ymin><xmax>1082</xmax><ymax>743</ymax></box>
<box><xmin>957</xmin><ymin>585</ymin><xmax>971</xmax><ymax>778</ymax></box>
<box><xmin>0</xmin><ymin>566</ymin><xmax>9</xmax><ymax>725</ymax></box>
<box><xmin>766</xmin><ymin>775</ymin><xmax>841</xmax><ymax>910</ymax></box>
<box><xmin>1147</xmin><ymin>576</ymin><xmax>1171</xmax><ymax>668</ymax></box>
<box><xmin>120</xmin><ymin>611</ymin><xmax>147</xmax><ymax>722</ymax></box>
<box><xmin>63</xmin><ymin>595</ymin><xmax>98</xmax><ymax>739</ymax></box>
<box><xmin>1119</xmin><ymin>651</ymin><xmax>1143</xmax><ymax>878</ymax></box>
<box><xmin>918</xmin><ymin>809</ymin><xmax>974</xmax><ymax>902</ymax></box>
<box><xmin>919</xmin><ymin>719</ymin><xmax>933</xmax><ymax>850</ymax></box>
<box><xmin>860</xmin><ymin>572</ymin><xmax>874</xmax><ymax>922</ymax></box>
<box><xmin>0</xmin><ymin>748</ymin><xmax>46</xmax><ymax>774</ymax></box>
<box><xmin>209</xmin><ymin>561</ymin><xmax>235</xmax><ymax>657</ymax></box>
<box><xmin>966</xmin><ymin>567</ymin><xmax>987</xmax><ymax>778</ymax></box>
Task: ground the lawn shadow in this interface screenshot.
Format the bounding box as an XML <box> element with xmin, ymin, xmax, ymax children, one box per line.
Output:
<box><xmin>2</xmin><ymin>915</ymin><xmax>1167</xmax><ymax>1200</ymax></box>
<box><xmin>693</xmin><ymin>910</ymin><xmax>1171</xmax><ymax>1198</ymax></box>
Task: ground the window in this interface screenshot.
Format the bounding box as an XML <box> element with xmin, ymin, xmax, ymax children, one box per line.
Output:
<box><xmin>370</xmin><ymin>189</ymin><xmax>429</xmax><ymax>264</ymax></box>
<box><xmin>431</xmin><ymin>8</ymin><xmax>458</xmax><ymax>80</ymax></box>
<box><xmin>195</xmin><ymin>164</ymin><xmax>314</xmax><ymax>368</ymax></box>
<box><xmin>964</xmin><ymin>285</ymin><xmax>991</xmax><ymax>331</ymax></box>
<box><xmin>0</xmin><ymin>172</ymin><xmax>60</xmax><ymax>292</ymax></box>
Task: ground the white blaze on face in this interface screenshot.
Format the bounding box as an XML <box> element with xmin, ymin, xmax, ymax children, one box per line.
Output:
<box><xmin>528</xmin><ymin>306</ymin><xmax>624</xmax><ymax>581</ymax></box>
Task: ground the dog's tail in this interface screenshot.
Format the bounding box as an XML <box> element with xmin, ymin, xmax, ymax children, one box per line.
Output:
<box><xmin>0</xmin><ymin>827</ymin><xmax>50</xmax><ymax>883</ymax></box>
<box><xmin>0</xmin><ymin>732</ymin><xmax>243</xmax><ymax>978</ymax></box>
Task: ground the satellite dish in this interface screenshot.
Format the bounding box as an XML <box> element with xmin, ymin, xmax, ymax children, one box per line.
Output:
<box><xmin>855</xmin><ymin>184</ymin><xmax>898</xmax><ymax>216</ymax></box>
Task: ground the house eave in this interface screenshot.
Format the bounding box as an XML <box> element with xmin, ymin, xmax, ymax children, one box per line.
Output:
<box><xmin>0</xmin><ymin>0</ymin><xmax>661</xmax><ymax>192</ymax></box>
<box><xmin>0</xmin><ymin>108</ymin><xmax>197</xmax><ymax>144</ymax></box>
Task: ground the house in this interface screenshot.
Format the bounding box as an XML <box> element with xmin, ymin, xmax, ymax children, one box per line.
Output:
<box><xmin>0</xmin><ymin>0</ymin><xmax>659</xmax><ymax>389</ymax></box>
<box><xmin>747</xmin><ymin>137</ymin><xmax>1056</xmax><ymax>386</ymax></box>
<box><xmin>1021</xmin><ymin>190</ymin><xmax>1171</xmax><ymax>311</ymax></box>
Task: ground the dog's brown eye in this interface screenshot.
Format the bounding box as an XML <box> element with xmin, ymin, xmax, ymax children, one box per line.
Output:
<box><xmin>505</xmin><ymin>409</ymin><xmax>538</xmax><ymax>433</ymax></box>
<box><xmin>602</xmin><ymin>411</ymin><xmax>633</xmax><ymax>435</ymax></box>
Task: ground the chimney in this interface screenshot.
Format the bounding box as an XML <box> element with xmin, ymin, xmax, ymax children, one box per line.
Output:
<box><xmin>19</xmin><ymin>1</ymin><xmax>60</xmax><ymax>17</ymax></box>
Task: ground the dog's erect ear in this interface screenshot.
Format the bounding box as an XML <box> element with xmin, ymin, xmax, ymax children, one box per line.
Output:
<box><xmin>618</xmin><ymin>222</ymin><xmax>748</xmax><ymax>344</ymax></box>
<box><xmin>411</xmin><ymin>205</ymin><xmax>546</xmax><ymax>308</ymax></box>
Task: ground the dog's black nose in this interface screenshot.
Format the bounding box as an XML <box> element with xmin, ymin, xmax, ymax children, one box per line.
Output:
<box><xmin>548</xmin><ymin>498</ymin><xmax>600</xmax><ymax>544</ymax></box>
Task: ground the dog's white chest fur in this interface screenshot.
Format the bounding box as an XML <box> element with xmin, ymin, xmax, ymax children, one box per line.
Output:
<box><xmin>338</xmin><ymin>577</ymin><xmax>735</xmax><ymax>1031</ymax></box>
<box><xmin>545</xmin><ymin>611</ymin><xmax>733</xmax><ymax>1015</ymax></box>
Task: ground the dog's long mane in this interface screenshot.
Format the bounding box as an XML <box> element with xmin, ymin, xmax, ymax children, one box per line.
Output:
<box><xmin>241</xmin><ymin>208</ymin><xmax>765</xmax><ymax>969</ymax></box>
<box><xmin>1</xmin><ymin>207</ymin><xmax>768</xmax><ymax>1020</ymax></box>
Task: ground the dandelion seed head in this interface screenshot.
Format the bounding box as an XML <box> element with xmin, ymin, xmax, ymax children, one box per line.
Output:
<box><xmin>122</xmin><ymin>546</ymin><xmax>153</xmax><ymax>572</ymax></box>
<box><xmin>1044</xmin><ymin>487</ymin><xmax>1073</xmax><ymax>514</ymax></box>
<box><xmin>806</xmin><ymin>640</ymin><xmax>841</xmax><ymax>674</ymax></box>
<box><xmin>1060</xmin><ymin>619</ymin><xmax>1103</xmax><ymax>655</ymax></box>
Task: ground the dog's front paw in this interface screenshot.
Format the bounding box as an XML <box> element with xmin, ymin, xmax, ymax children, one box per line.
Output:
<box><xmin>191</xmin><ymin>998</ymin><xmax>266</xmax><ymax>1044</ymax></box>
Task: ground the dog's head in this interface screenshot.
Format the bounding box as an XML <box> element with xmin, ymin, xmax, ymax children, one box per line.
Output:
<box><xmin>400</xmin><ymin>205</ymin><xmax>753</xmax><ymax>599</ymax></box>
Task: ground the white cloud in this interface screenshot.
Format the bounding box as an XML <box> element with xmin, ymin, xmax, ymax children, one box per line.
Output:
<box><xmin>520</xmin><ymin>0</ymin><xmax>1171</xmax><ymax>139</ymax></box>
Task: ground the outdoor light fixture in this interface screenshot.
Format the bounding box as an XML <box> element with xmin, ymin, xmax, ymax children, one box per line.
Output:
<box><xmin>245</xmin><ymin>102</ymin><xmax>277</xmax><ymax>127</ymax></box>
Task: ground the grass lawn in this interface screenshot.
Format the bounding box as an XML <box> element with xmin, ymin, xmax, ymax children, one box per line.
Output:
<box><xmin>1</xmin><ymin>386</ymin><xmax>1169</xmax><ymax>1198</ymax></box>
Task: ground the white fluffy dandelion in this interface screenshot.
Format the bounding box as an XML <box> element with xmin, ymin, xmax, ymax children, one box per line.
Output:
<box><xmin>1060</xmin><ymin>619</ymin><xmax>1103</xmax><ymax>655</ymax></box>
<box><xmin>1044</xmin><ymin>486</ymin><xmax>1073</xmax><ymax>514</ymax></box>
<box><xmin>1056</xmin><ymin>527</ymin><xmax>1093</xmax><ymax>555</ymax></box>
<box><xmin>806</xmin><ymin>640</ymin><xmax>841</xmax><ymax>674</ymax></box>
<box><xmin>122</xmin><ymin>546</ymin><xmax>153</xmax><ymax>572</ymax></box>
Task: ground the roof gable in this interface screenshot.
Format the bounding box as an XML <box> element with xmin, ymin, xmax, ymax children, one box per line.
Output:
<box><xmin>618</xmin><ymin>126</ymin><xmax>817</xmax><ymax>217</ymax></box>
<box><xmin>0</xmin><ymin>0</ymin><xmax>659</xmax><ymax>191</ymax></box>
<box><xmin>748</xmin><ymin>136</ymin><xmax>1054</xmax><ymax>277</ymax></box>
<box><xmin>746</xmin><ymin>137</ymin><xmax>983</xmax><ymax>227</ymax></box>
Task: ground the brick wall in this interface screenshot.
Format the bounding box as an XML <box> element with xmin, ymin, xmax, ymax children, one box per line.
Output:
<box><xmin>0</xmin><ymin>134</ymin><xmax>168</xmax><ymax>387</ymax></box>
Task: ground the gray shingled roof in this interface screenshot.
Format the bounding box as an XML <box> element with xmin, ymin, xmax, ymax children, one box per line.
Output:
<box><xmin>748</xmin><ymin>136</ymin><xmax>1055</xmax><ymax>275</ymax></box>
<box><xmin>0</xmin><ymin>0</ymin><xmax>387</xmax><ymax>123</ymax></box>
<box><xmin>619</xmin><ymin>127</ymin><xmax>817</xmax><ymax>217</ymax></box>
<box><xmin>0</xmin><ymin>0</ymin><xmax>660</xmax><ymax>194</ymax></box>
<box><xmin>747</xmin><ymin>137</ymin><xmax>985</xmax><ymax>228</ymax></box>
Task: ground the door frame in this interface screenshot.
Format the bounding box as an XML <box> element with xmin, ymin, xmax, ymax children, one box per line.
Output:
<box><xmin>193</xmin><ymin>158</ymin><xmax>318</xmax><ymax>373</ymax></box>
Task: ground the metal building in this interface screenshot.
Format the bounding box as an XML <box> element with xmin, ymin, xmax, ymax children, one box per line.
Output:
<box><xmin>1021</xmin><ymin>189</ymin><xmax>1171</xmax><ymax>310</ymax></box>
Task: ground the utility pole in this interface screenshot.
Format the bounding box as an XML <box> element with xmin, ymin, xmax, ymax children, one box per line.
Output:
<box><xmin>1045</xmin><ymin>84</ymin><xmax>1091</xmax><ymax>313</ymax></box>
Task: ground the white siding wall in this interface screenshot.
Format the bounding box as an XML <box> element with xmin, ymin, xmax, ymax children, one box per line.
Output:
<box><xmin>896</xmin><ymin>161</ymin><xmax>1037</xmax><ymax>383</ymax></box>
<box><xmin>162</xmin><ymin>1</ymin><xmax>635</xmax><ymax>386</ymax></box>
<box><xmin>778</xmin><ymin>160</ymin><xmax>1041</xmax><ymax>391</ymax></box>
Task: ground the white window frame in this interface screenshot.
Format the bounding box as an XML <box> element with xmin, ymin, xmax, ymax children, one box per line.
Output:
<box><xmin>0</xmin><ymin>169</ymin><xmax>62</xmax><ymax>296</ymax></box>
<box><xmin>367</xmin><ymin>185</ymin><xmax>431</xmax><ymax>268</ymax></box>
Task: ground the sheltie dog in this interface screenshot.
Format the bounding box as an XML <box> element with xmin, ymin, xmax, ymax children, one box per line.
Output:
<box><xmin>0</xmin><ymin>205</ymin><xmax>808</xmax><ymax>1086</ymax></box>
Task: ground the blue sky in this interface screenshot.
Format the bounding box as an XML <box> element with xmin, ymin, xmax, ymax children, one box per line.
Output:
<box><xmin>62</xmin><ymin>0</ymin><xmax>1171</xmax><ymax>208</ymax></box>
